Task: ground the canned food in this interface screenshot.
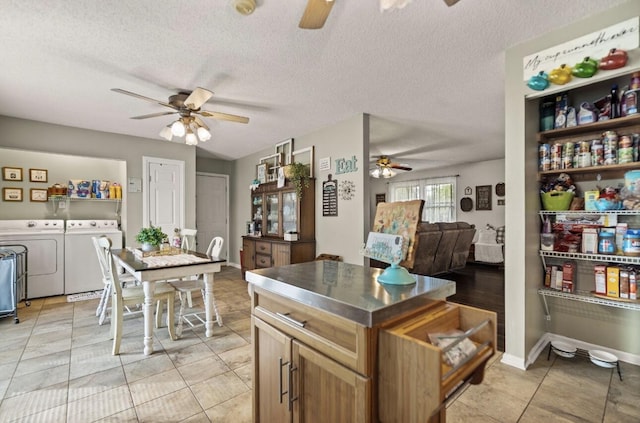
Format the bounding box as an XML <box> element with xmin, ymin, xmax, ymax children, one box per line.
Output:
<box><xmin>579</xmin><ymin>140</ymin><xmax>591</xmax><ymax>153</ymax></box>
<box><xmin>550</xmin><ymin>143</ymin><xmax>562</xmax><ymax>170</ymax></box>
<box><xmin>578</xmin><ymin>152</ymin><xmax>591</xmax><ymax>168</ymax></box>
<box><xmin>591</xmin><ymin>143</ymin><xmax>604</xmax><ymax>166</ymax></box>
<box><xmin>619</xmin><ymin>147</ymin><xmax>634</xmax><ymax>164</ymax></box>
<box><xmin>562</xmin><ymin>143</ymin><xmax>574</xmax><ymax>169</ymax></box>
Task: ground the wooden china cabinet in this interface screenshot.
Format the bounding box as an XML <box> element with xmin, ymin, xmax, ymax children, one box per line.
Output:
<box><xmin>242</xmin><ymin>179</ymin><xmax>316</xmax><ymax>277</ymax></box>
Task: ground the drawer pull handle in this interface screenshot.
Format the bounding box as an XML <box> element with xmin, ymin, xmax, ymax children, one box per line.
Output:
<box><xmin>276</xmin><ymin>312</ymin><xmax>306</xmax><ymax>328</ymax></box>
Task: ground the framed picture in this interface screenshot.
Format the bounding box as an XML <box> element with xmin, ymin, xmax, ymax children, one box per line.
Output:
<box><xmin>2</xmin><ymin>167</ymin><xmax>23</xmax><ymax>181</ymax></box>
<box><xmin>292</xmin><ymin>146</ymin><xmax>314</xmax><ymax>178</ymax></box>
<box><xmin>260</xmin><ymin>153</ymin><xmax>282</xmax><ymax>182</ymax></box>
<box><xmin>30</xmin><ymin>188</ymin><xmax>48</xmax><ymax>202</ymax></box>
<box><xmin>275</xmin><ymin>138</ymin><xmax>293</xmax><ymax>166</ymax></box>
<box><xmin>3</xmin><ymin>187</ymin><xmax>23</xmax><ymax>202</ymax></box>
<box><xmin>256</xmin><ymin>163</ymin><xmax>267</xmax><ymax>184</ymax></box>
<box><xmin>29</xmin><ymin>168</ymin><xmax>48</xmax><ymax>183</ymax></box>
<box><xmin>476</xmin><ymin>185</ymin><xmax>492</xmax><ymax>210</ymax></box>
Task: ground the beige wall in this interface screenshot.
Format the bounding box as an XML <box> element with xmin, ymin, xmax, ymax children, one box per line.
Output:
<box><xmin>504</xmin><ymin>3</ymin><xmax>640</xmax><ymax>368</ymax></box>
<box><xmin>0</xmin><ymin>116</ymin><xmax>196</xmax><ymax>246</ymax></box>
<box><xmin>229</xmin><ymin>114</ymin><xmax>368</xmax><ymax>266</ymax></box>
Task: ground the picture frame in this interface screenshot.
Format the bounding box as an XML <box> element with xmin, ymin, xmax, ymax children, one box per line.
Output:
<box><xmin>259</xmin><ymin>153</ymin><xmax>282</xmax><ymax>182</ymax></box>
<box><xmin>2</xmin><ymin>167</ymin><xmax>23</xmax><ymax>181</ymax></box>
<box><xmin>3</xmin><ymin>187</ymin><xmax>23</xmax><ymax>202</ymax></box>
<box><xmin>476</xmin><ymin>185</ymin><xmax>492</xmax><ymax>210</ymax></box>
<box><xmin>256</xmin><ymin>163</ymin><xmax>267</xmax><ymax>184</ymax></box>
<box><xmin>275</xmin><ymin>138</ymin><xmax>293</xmax><ymax>166</ymax></box>
<box><xmin>29</xmin><ymin>168</ymin><xmax>48</xmax><ymax>183</ymax></box>
<box><xmin>30</xmin><ymin>188</ymin><xmax>48</xmax><ymax>202</ymax></box>
<box><xmin>292</xmin><ymin>146</ymin><xmax>314</xmax><ymax>178</ymax></box>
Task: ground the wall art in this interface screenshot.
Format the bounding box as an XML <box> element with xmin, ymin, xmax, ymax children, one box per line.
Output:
<box><xmin>3</xmin><ymin>187</ymin><xmax>23</xmax><ymax>201</ymax></box>
<box><xmin>476</xmin><ymin>185</ymin><xmax>492</xmax><ymax>210</ymax></box>
<box><xmin>2</xmin><ymin>167</ymin><xmax>22</xmax><ymax>181</ymax></box>
<box><xmin>30</xmin><ymin>188</ymin><xmax>48</xmax><ymax>202</ymax></box>
<box><xmin>275</xmin><ymin>138</ymin><xmax>293</xmax><ymax>166</ymax></box>
<box><xmin>339</xmin><ymin>180</ymin><xmax>355</xmax><ymax>200</ymax></box>
<box><xmin>29</xmin><ymin>168</ymin><xmax>48</xmax><ymax>183</ymax></box>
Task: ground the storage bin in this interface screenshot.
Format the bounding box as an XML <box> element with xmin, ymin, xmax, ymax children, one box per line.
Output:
<box><xmin>541</xmin><ymin>191</ymin><xmax>574</xmax><ymax>211</ymax></box>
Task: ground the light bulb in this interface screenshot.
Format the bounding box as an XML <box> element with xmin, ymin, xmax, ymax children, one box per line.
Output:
<box><xmin>197</xmin><ymin>126</ymin><xmax>211</xmax><ymax>141</ymax></box>
<box><xmin>159</xmin><ymin>125</ymin><xmax>173</xmax><ymax>141</ymax></box>
<box><xmin>370</xmin><ymin>168</ymin><xmax>381</xmax><ymax>178</ymax></box>
<box><xmin>185</xmin><ymin>129</ymin><xmax>198</xmax><ymax>145</ymax></box>
<box><xmin>171</xmin><ymin>120</ymin><xmax>186</xmax><ymax>137</ymax></box>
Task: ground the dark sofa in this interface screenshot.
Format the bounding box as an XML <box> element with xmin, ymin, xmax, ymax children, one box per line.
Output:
<box><xmin>371</xmin><ymin>221</ymin><xmax>476</xmax><ymax>276</ymax></box>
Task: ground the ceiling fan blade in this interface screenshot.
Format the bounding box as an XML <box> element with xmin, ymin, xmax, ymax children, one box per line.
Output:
<box><xmin>299</xmin><ymin>0</ymin><xmax>334</xmax><ymax>29</ymax></box>
<box><xmin>443</xmin><ymin>0</ymin><xmax>460</xmax><ymax>6</ymax></box>
<box><xmin>130</xmin><ymin>111</ymin><xmax>177</xmax><ymax>120</ymax></box>
<box><xmin>390</xmin><ymin>164</ymin><xmax>412</xmax><ymax>171</ymax></box>
<box><xmin>184</xmin><ymin>87</ymin><xmax>214</xmax><ymax>110</ymax></box>
<box><xmin>111</xmin><ymin>88</ymin><xmax>177</xmax><ymax>109</ymax></box>
<box><xmin>193</xmin><ymin>116</ymin><xmax>209</xmax><ymax>130</ymax></box>
<box><xmin>199</xmin><ymin>110</ymin><xmax>250</xmax><ymax>124</ymax></box>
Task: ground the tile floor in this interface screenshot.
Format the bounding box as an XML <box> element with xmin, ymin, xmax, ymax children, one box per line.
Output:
<box><xmin>0</xmin><ymin>266</ymin><xmax>638</xmax><ymax>422</ymax></box>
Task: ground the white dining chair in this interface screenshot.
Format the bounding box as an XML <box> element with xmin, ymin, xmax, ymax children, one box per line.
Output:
<box><xmin>170</xmin><ymin>236</ymin><xmax>224</xmax><ymax>337</ymax></box>
<box><xmin>92</xmin><ymin>235</ymin><xmax>138</xmax><ymax>326</ymax></box>
<box><xmin>96</xmin><ymin>237</ymin><xmax>177</xmax><ymax>355</ymax></box>
<box><xmin>181</xmin><ymin>228</ymin><xmax>198</xmax><ymax>251</ymax></box>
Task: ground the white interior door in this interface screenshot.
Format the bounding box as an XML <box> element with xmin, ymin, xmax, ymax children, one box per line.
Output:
<box><xmin>196</xmin><ymin>173</ymin><xmax>228</xmax><ymax>259</ymax></box>
<box><xmin>143</xmin><ymin>157</ymin><xmax>185</xmax><ymax>239</ymax></box>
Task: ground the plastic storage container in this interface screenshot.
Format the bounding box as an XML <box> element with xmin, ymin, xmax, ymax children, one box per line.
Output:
<box><xmin>541</xmin><ymin>191</ymin><xmax>574</xmax><ymax>211</ymax></box>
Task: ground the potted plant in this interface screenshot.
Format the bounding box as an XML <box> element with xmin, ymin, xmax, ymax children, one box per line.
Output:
<box><xmin>286</xmin><ymin>162</ymin><xmax>311</xmax><ymax>200</ymax></box>
<box><xmin>135</xmin><ymin>225</ymin><xmax>167</xmax><ymax>252</ymax></box>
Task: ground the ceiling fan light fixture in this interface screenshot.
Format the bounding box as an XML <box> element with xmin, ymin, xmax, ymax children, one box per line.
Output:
<box><xmin>159</xmin><ymin>125</ymin><xmax>173</xmax><ymax>141</ymax></box>
<box><xmin>380</xmin><ymin>0</ymin><xmax>413</xmax><ymax>11</ymax></box>
<box><xmin>234</xmin><ymin>0</ymin><xmax>255</xmax><ymax>15</ymax></box>
<box><xmin>171</xmin><ymin>120</ymin><xmax>186</xmax><ymax>137</ymax></box>
<box><xmin>382</xmin><ymin>167</ymin><xmax>396</xmax><ymax>178</ymax></box>
<box><xmin>185</xmin><ymin>128</ymin><xmax>198</xmax><ymax>146</ymax></box>
<box><xmin>197</xmin><ymin>126</ymin><xmax>211</xmax><ymax>142</ymax></box>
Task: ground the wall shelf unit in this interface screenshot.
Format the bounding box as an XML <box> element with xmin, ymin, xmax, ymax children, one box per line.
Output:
<box><xmin>49</xmin><ymin>196</ymin><xmax>122</xmax><ymax>216</ymax></box>
<box><xmin>538</xmin><ymin>287</ymin><xmax>640</xmax><ymax>315</ymax></box>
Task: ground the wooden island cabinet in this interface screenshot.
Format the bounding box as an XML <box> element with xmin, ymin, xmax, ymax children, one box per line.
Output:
<box><xmin>247</xmin><ymin>261</ymin><xmax>497</xmax><ymax>423</ymax></box>
<box><xmin>242</xmin><ymin>179</ymin><xmax>315</xmax><ymax>278</ymax></box>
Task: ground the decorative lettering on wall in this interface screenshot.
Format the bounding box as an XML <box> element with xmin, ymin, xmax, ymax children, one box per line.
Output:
<box><xmin>522</xmin><ymin>17</ymin><xmax>639</xmax><ymax>81</ymax></box>
<box><xmin>334</xmin><ymin>156</ymin><xmax>358</xmax><ymax>174</ymax></box>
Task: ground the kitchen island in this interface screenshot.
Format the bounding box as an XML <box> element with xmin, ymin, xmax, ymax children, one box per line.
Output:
<box><xmin>246</xmin><ymin>260</ymin><xmax>496</xmax><ymax>423</ymax></box>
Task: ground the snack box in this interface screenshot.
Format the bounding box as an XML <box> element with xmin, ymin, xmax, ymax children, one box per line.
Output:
<box><xmin>594</xmin><ymin>265</ymin><xmax>607</xmax><ymax>294</ymax></box>
<box><xmin>606</xmin><ymin>266</ymin><xmax>620</xmax><ymax>298</ymax></box>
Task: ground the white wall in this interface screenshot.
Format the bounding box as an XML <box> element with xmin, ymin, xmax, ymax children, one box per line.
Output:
<box><xmin>369</xmin><ymin>158</ymin><xmax>505</xmax><ymax>231</ymax></box>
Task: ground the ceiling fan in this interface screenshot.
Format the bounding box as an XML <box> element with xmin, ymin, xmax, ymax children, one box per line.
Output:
<box><xmin>299</xmin><ymin>0</ymin><xmax>460</xmax><ymax>30</ymax></box>
<box><xmin>111</xmin><ymin>87</ymin><xmax>249</xmax><ymax>145</ymax></box>
<box><xmin>370</xmin><ymin>155</ymin><xmax>413</xmax><ymax>178</ymax></box>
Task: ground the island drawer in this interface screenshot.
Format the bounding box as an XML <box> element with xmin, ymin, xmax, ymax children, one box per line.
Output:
<box><xmin>252</xmin><ymin>288</ymin><xmax>370</xmax><ymax>375</ymax></box>
<box><xmin>378</xmin><ymin>302</ymin><xmax>496</xmax><ymax>423</ymax></box>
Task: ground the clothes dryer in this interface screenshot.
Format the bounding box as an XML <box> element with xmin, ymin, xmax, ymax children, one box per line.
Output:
<box><xmin>0</xmin><ymin>220</ymin><xmax>65</xmax><ymax>298</ymax></box>
<box><xmin>64</xmin><ymin>220</ymin><xmax>122</xmax><ymax>294</ymax></box>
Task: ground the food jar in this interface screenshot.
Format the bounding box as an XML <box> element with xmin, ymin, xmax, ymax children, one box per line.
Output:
<box><xmin>623</xmin><ymin>229</ymin><xmax>640</xmax><ymax>256</ymax></box>
<box><xmin>598</xmin><ymin>231</ymin><xmax>616</xmax><ymax>254</ymax></box>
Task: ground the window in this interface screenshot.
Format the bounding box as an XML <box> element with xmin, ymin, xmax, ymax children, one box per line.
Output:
<box><xmin>388</xmin><ymin>176</ymin><xmax>457</xmax><ymax>222</ymax></box>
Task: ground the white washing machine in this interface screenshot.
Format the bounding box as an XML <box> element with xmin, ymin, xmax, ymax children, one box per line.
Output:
<box><xmin>64</xmin><ymin>219</ymin><xmax>122</xmax><ymax>295</ymax></box>
<box><xmin>0</xmin><ymin>220</ymin><xmax>65</xmax><ymax>299</ymax></box>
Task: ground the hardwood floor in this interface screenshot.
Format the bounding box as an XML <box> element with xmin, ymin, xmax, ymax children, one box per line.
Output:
<box><xmin>444</xmin><ymin>263</ymin><xmax>505</xmax><ymax>351</ymax></box>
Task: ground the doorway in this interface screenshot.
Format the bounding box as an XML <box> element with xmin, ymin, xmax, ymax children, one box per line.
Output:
<box><xmin>196</xmin><ymin>172</ymin><xmax>229</xmax><ymax>259</ymax></box>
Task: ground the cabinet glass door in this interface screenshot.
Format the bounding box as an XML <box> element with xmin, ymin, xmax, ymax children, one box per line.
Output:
<box><xmin>252</xmin><ymin>194</ymin><xmax>263</xmax><ymax>235</ymax></box>
<box><xmin>282</xmin><ymin>191</ymin><xmax>298</xmax><ymax>235</ymax></box>
<box><xmin>266</xmin><ymin>194</ymin><xmax>279</xmax><ymax>236</ymax></box>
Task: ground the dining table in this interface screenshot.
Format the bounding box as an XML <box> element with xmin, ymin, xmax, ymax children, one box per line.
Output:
<box><xmin>111</xmin><ymin>248</ymin><xmax>225</xmax><ymax>355</ymax></box>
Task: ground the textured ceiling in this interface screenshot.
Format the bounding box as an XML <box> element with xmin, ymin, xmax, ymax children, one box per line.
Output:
<box><xmin>0</xmin><ymin>0</ymin><xmax>628</xmax><ymax>170</ymax></box>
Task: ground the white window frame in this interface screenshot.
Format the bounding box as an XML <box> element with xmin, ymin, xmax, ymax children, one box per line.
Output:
<box><xmin>388</xmin><ymin>176</ymin><xmax>457</xmax><ymax>222</ymax></box>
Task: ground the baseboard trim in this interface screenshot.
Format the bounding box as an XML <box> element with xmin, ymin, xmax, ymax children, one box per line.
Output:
<box><xmin>500</xmin><ymin>353</ymin><xmax>527</xmax><ymax>370</ymax></box>
<box><xmin>541</xmin><ymin>333</ymin><xmax>640</xmax><ymax>366</ymax></box>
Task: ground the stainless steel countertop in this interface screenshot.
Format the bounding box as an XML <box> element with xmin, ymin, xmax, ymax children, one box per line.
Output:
<box><xmin>246</xmin><ymin>261</ymin><xmax>456</xmax><ymax>327</ymax></box>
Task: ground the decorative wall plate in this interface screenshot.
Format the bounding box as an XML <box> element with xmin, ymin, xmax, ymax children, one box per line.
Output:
<box><xmin>496</xmin><ymin>182</ymin><xmax>505</xmax><ymax>197</ymax></box>
<box><xmin>460</xmin><ymin>197</ymin><xmax>473</xmax><ymax>212</ymax></box>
